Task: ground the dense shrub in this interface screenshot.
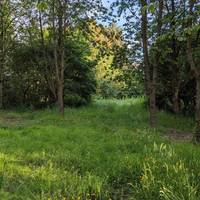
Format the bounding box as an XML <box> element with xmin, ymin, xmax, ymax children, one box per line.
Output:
<box><xmin>151</xmin><ymin>37</ymin><xmax>197</xmax><ymax>116</ymax></box>
<box><xmin>96</xmin><ymin>67</ymin><xmax>144</xmax><ymax>99</ymax></box>
<box><xmin>4</xmin><ymin>38</ymin><xmax>96</xmax><ymax>108</ymax></box>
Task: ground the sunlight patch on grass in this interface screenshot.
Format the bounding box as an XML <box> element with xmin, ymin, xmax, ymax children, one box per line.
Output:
<box><xmin>0</xmin><ymin>98</ymin><xmax>198</xmax><ymax>199</ymax></box>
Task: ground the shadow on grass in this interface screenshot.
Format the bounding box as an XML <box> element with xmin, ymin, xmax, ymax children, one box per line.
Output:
<box><xmin>0</xmin><ymin>98</ymin><xmax>197</xmax><ymax>199</ymax></box>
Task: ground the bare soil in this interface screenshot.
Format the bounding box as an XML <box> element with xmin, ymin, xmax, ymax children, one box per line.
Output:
<box><xmin>0</xmin><ymin>115</ymin><xmax>24</xmax><ymax>126</ymax></box>
<box><xmin>164</xmin><ymin>129</ymin><xmax>193</xmax><ymax>141</ymax></box>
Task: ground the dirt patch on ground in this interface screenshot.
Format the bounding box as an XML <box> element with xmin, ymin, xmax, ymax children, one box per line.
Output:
<box><xmin>164</xmin><ymin>129</ymin><xmax>193</xmax><ymax>141</ymax></box>
<box><xmin>0</xmin><ymin>115</ymin><xmax>24</xmax><ymax>126</ymax></box>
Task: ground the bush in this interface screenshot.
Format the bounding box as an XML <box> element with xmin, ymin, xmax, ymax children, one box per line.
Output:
<box><xmin>4</xmin><ymin>36</ymin><xmax>96</xmax><ymax>108</ymax></box>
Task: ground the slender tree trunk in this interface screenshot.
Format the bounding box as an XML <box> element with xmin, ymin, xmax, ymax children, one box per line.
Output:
<box><xmin>170</xmin><ymin>0</ymin><xmax>180</xmax><ymax>114</ymax></box>
<box><xmin>141</xmin><ymin>0</ymin><xmax>154</xmax><ymax>126</ymax></box>
<box><xmin>52</xmin><ymin>0</ymin><xmax>65</xmax><ymax>116</ymax></box>
<box><xmin>0</xmin><ymin>65</ymin><xmax>3</xmax><ymax>109</ymax></box>
<box><xmin>57</xmin><ymin>1</ymin><xmax>65</xmax><ymax>116</ymax></box>
<box><xmin>187</xmin><ymin>36</ymin><xmax>200</xmax><ymax>142</ymax></box>
<box><xmin>0</xmin><ymin>57</ymin><xmax>4</xmax><ymax>110</ymax></box>
<box><xmin>195</xmin><ymin>77</ymin><xmax>200</xmax><ymax>142</ymax></box>
<box><xmin>57</xmin><ymin>80</ymin><xmax>64</xmax><ymax>115</ymax></box>
<box><xmin>149</xmin><ymin>81</ymin><xmax>156</xmax><ymax>126</ymax></box>
<box><xmin>171</xmin><ymin>68</ymin><xmax>180</xmax><ymax>114</ymax></box>
<box><xmin>0</xmin><ymin>39</ymin><xmax>3</xmax><ymax>109</ymax></box>
<box><xmin>38</xmin><ymin>2</ymin><xmax>57</xmax><ymax>102</ymax></box>
<box><xmin>151</xmin><ymin>0</ymin><xmax>163</xmax><ymax>127</ymax></box>
<box><xmin>0</xmin><ymin>1</ymin><xmax>4</xmax><ymax>109</ymax></box>
<box><xmin>141</xmin><ymin>0</ymin><xmax>163</xmax><ymax>127</ymax></box>
<box><xmin>57</xmin><ymin>41</ymin><xmax>65</xmax><ymax>116</ymax></box>
<box><xmin>0</xmin><ymin>39</ymin><xmax>3</xmax><ymax>108</ymax></box>
<box><xmin>186</xmin><ymin>0</ymin><xmax>200</xmax><ymax>142</ymax></box>
<box><xmin>172</xmin><ymin>86</ymin><xmax>179</xmax><ymax>114</ymax></box>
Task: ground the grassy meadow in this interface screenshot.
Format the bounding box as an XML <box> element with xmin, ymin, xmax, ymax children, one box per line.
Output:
<box><xmin>0</xmin><ymin>98</ymin><xmax>199</xmax><ymax>200</ymax></box>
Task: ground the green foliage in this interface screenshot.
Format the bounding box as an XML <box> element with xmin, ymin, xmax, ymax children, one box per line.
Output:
<box><xmin>37</xmin><ymin>1</ymin><xmax>48</xmax><ymax>11</ymax></box>
<box><xmin>87</xmin><ymin>22</ymin><xmax>142</xmax><ymax>99</ymax></box>
<box><xmin>97</xmin><ymin>80</ymin><xmax>121</xmax><ymax>98</ymax></box>
<box><xmin>4</xmin><ymin>35</ymin><xmax>96</xmax><ymax>108</ymax></box>
<box><xmin>148</xmin><ymin>4</ymin><xmax>156</xmax><ymax>14</ymax></box>
<box><xmin>154</xmin><ymin>28</ymin><xmax>198</xmax><ymax>115</ymax></box>
<box><xmin>64</xmin><ymin>36</ymin><xmax>96</xmax><ymax>107</ymax></box>
<box><xmin>0</xmin><ymin>99</ymin><xmax>198</xmax><ymax>199</ymax></box>
<box><xmin>112</xmin><ymin>0</ymin><xmax>200</xmax><ymax>116</ymax></box>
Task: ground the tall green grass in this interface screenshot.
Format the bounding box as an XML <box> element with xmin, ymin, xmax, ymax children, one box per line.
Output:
<box><xmin>0</xmin><ymin>98</ymin><xmax>198</xmax><ymax>199</ymax></box>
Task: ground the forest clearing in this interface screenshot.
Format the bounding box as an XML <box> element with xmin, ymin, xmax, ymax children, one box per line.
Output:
<box><xmin>0</xmin><ymin>99</ymin><xmax>198</xmax><ymax>199</ymax></box>
<box><xmin>0</xmin><ymin>0</ymin><xmax>200</xmax><ymax>199</ymax></box>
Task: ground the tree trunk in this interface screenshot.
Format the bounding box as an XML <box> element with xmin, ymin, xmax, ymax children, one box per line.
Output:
<box><xmin>172</xmin><ymin>85</ymin><xmax>179</xmax><ymax>114</ymax></box>
<box><xmin>186</xmin><ymin>0</ymin><xmax>200</xmax><ymax>142</ymax></box>
<box><xmin>57</xmin><ymin>1</ymin><xmax>65</xmax><ymax>116</ymax></box>
<box><xmin>170</xmin><ymin>0</ymin><xmax>180</xmax><ymax>114</ymax></box>
<box><xmin>38</xmin><ymin>2</ymin><xmax>57</xmax><ymax>103</ymax></box>
<box><xmin>52</xmin><ymin>0</ymin><xmax>65</xmax><ymax>116</ymax></box>
<box><xmin>57</xmin><ymin>38</ymin><xmax>65</xmax><ymax>116</ymax></box>
<box><xmin>141</xmin><ymin>0</ymin><xmax>163</xmax><ymax>127</ymax></box>
<box><xmin>0</xmin><ymin>67</ymin><xmax>3</xmax><ymax>109</ymax></box>
<box><xmin>57</xmin><ymin>80</ymin><xmax>64</xmax><ymax>116</ymax></box>
<box><xmin>187</xmin><ymin>35</ymin><xmax>200</xmax><ymax>142</ymax></box>
<box><xmin>141</xmin><ymin>0</ymin><xmax>155</xmax><ymax>126</ymax></box>
<box><xmin>195</xmin><ymin>77</ymin><xmax>200</xmax><ymax>142</ymax></box>
<box><xmin>149</xmin><ymin>82</ymin><xmax>156</xmax><ymax>127</ymax></box>
<box><xmin>0</xmin><ymin>48</ymin><xmax>4</xmax><ymax>110</ymax></box>
<box><xmin>0</xmin><ymin>1</ymin><xmax>4</xmax><ymax>109</ymax></box>
<box><xmin>150</xmin><ymin>0</ymin><xmax>163</xmax><ymax>127</ymax></box>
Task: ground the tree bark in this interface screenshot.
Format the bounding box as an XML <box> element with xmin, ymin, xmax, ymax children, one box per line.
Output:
<box><xmin>38</xmin><ymin>1</ymin><xmax>57</xmax><ymax>102</ymax></box>
<box><xmin>149</xmin><ymin>82</ymin><xmax>156</xmax><ymax>127</ymax></box>
<box><xmin>0</xmin><ymin>38</ymin><xmax>3</xmax><ymax>109</ymax></box>
<box><xmin>195</xmin><ymin>77</ymin><xmax>200</xmax><ymax>142</ymax></box>
<box><xmin>0</xmin><ymin>0</ymin><xmax>4</xmax><ymax>109</ymax></box>
<box><xmin>0</xmin><ymin>65</ymin><xmax>3</xmax><ymax>109</ymax></box>
<box><xmin>57</xmin><ymin>1</ymin><xmax>65</xmax><ymax>116</ymax></box>
<box><xmin>141</xmin><ymin>0</ymin><xmax>163</xmax><ymax>127</ymax></box>
<box><xmin>151</xmin><ymin>0</ymin><xmax>163</xmax><ymax>126</ymax></box>
<box><xmin>141</xmin><ymin>0</ymin><xmax>154</xmax><ymax>126</ymax></box>
<box><xmin>172</xmin><ymin>86</ymin><xmax>179</xmax><ymax>114</ymax></box>
<box><xmin>57</xmin><ymin>80</ymin><xmax>64</xmax><ymax>115</ymax></box>
<box><xmin>186</xmin><ymin>0</ymin><xmax>200</xmax><ymax>142</ymax></box>
<box><xmin>187</xmin><ymin>35</ymin><xmax>200</xmax><ymax>142</ymax></box>
<box><xmin>171</xmin><ymin>0</ymin><xmax>180</xmax><ymax>114</ymax></box>
<box><xmin>52</xmin><ymin>0</ymin><xmax>65</xmax><ymax>116</ymax></box>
